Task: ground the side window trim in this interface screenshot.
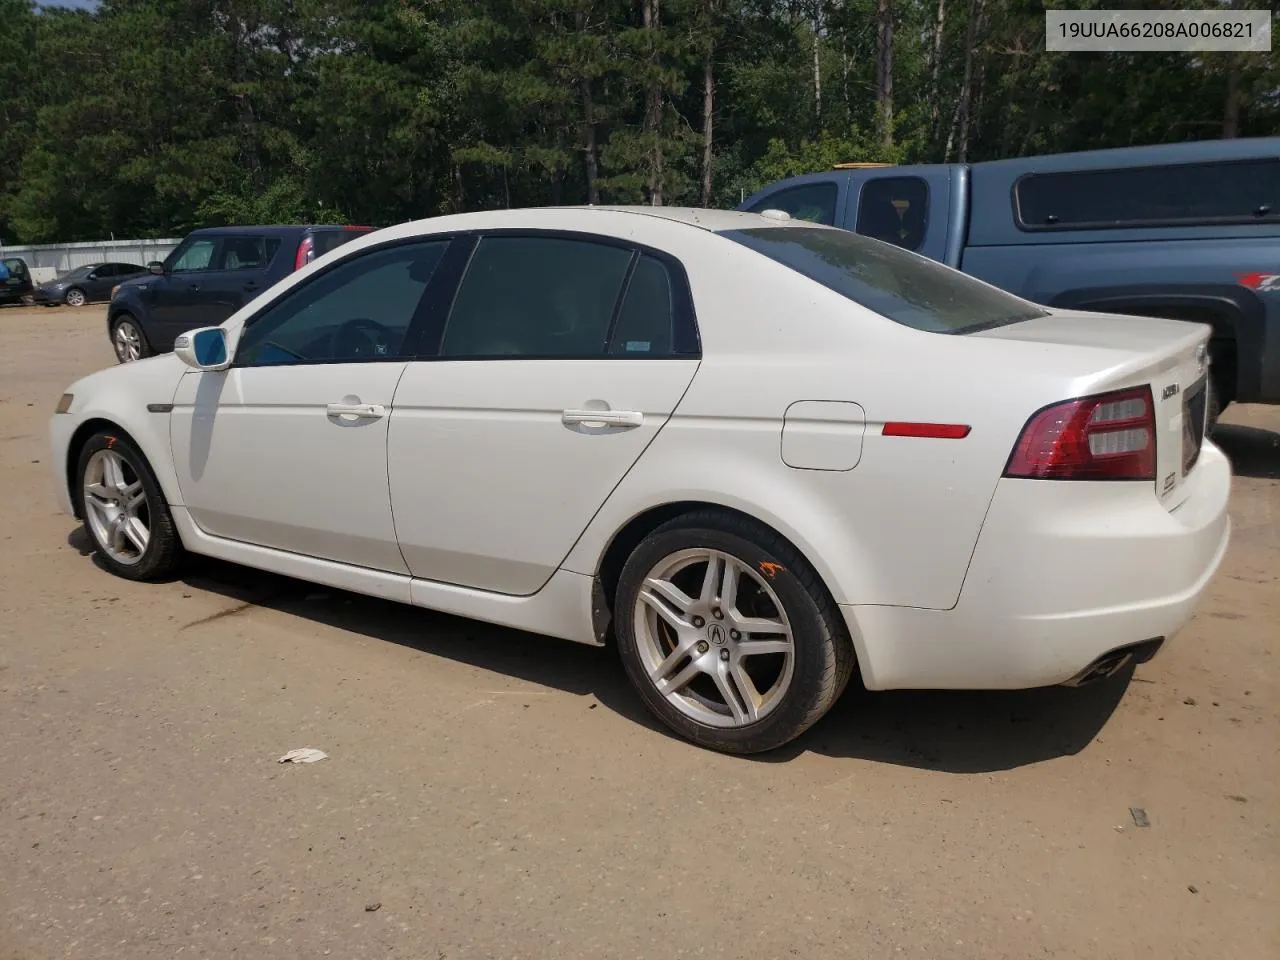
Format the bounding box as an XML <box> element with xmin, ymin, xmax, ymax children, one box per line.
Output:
<box><xmin>230</xmin><ymin>235</ymin><xmax>458</xmax><ymax>368</ymax></box>
<box><xmin>410</xmin><ymin>229</ymin><xmax>702</xmax><ymax>361</ymax></box>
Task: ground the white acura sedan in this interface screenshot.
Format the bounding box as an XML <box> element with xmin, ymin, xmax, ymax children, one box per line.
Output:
<box><xmin>49</xmin><ymin>207</ymin><xmax>1231</xmax><ymax>754</ymax></box>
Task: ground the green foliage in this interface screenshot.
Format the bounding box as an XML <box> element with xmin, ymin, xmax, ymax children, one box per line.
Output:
<box><xmin>0</xmin><ymin>0</ymin><xmax>1274</xmax><ymax>242</ymax></box>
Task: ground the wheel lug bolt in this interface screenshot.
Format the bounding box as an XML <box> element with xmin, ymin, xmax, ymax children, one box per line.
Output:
<box><xmin>712</xmin><ymin>608</ymin><xmax>724</xmax><ymax>619</ymax></box>
<box><xmin>730</xmin><ymin>629</ymin><xmax>740</xmax><ymax>640</ymax></box>
<box><xmin>719</xmin><ymin>649</ymin><xmax>730</xmax><ymax>662</ymax></box>
<box><xmin>692</xmin><ymin>616</ymin><xmax>705</xmax><ymax>628</ymax></box>
<box><xmin>697</xmin><ymin>641</ymin><xmax>709</xmax><ymax>654</ymax></box>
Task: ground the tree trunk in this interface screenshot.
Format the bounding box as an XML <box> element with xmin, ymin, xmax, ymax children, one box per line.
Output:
<box><xmin>874</xmin><ymin>0</ymin><xmax>894</xmax><ymax>152</ymax></box>
<box><xmin>701</xmin><ymin>36</ymin><xmax>714</xmax><ymax>207</ymax></box>
<box><xmin>1223</xmin><ymin>55</ymin><xmax>1241</xmax><ymax>138</ymax></box>
<box><xmin>581</xmin><ymin>77</ymin><xmax>600</xmax><ymax>203</ymax></box>
<box><xmin>963</xmin><ymin>48</ymin><xmax>986</xmax><ymax>162</ymax></box>
<box><xmin>812</xmin><ymin>14</ymin><xmax>821</xmax><ymax>129</ymax></box>
<box><xmin>578</xmin><ymin>12</ymin><xmax>600</xmax><ymax>204</ymax></box>
<box><xmin>642</xmin><ymin>0</ymin><xmax>663</xmax><ymax>206</ymax></box>
<box><xmin>947</xmin><ymin>0</ymin><xmax>983</xmax><ymax>163</ymax></box>
<box><xmin>928</xmin><ymin>0</ymin><xmax>947</xmax><ymax>141</ymax></box>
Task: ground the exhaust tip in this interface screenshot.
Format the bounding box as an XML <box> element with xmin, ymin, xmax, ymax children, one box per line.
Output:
<box><xmin>1063</xmin><ymin>638</ymin><xmax>1165</xmax><ymax>688</ymax></box>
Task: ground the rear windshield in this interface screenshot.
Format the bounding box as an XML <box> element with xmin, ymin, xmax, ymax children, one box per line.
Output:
<box><xmin>720</xmin><ymin>226</ymin><xmax>1047</xmax><ymax>334</ymax></box>
<box><xmin>311</xmin><ymin>228</ymin><xmax>370</xmax><ymax>258</ymax></box>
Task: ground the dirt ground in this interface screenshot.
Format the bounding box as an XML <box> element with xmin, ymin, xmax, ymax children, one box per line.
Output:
<box><xmin>0</xmin><ymin>303</ymin><xmax>1276</xmax><ymax>960</ymax></box>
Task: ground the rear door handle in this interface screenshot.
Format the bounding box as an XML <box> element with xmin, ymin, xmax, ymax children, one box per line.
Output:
<box><xmin>562</xmin><ymin>409</ymin><xmax>643</xmax><ymax>428</ymax></box>
<box><xmin>326</xmin><ymin>402</ymin><xmax>386</xmax><ymax>420</ymax></box>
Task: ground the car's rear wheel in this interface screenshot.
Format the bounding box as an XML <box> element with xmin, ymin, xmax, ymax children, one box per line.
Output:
<box><xmin>111</xmin><ymin>314</ymin><xmax>150</xmax><ymax>363</ymax></box>
<box><xmin>614</xmin><ymin>510</ymin><xmax>855</xmax><ymax>754</ymax></box>
<box><xmin>76</xmin><ymin>431</ymin><xmax>182</xmax><ymax>581</ymax></box>
<box><xmin>65</xmin><ymin>287</ymin><xmax>87</xmax><ymax>307</ymax></box>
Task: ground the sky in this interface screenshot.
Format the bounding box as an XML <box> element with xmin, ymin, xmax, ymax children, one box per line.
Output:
<box><xmin>41</xmin><ymin>1</ymin><xmax>99</xmax><ymax>9</ymax></box>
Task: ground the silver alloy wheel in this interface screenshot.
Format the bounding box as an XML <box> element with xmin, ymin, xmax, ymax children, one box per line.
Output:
<box><xmin>82</xmin><ymin>449</ymin><xmax>150</xmax><ymax>565</ymax></box>
<box><xmin>633</xmin><ymin>548</ymin><xmax>795</xmax><ymax>728</ymax></box>
<box><xmin>113</xmin><ymin>320</ymin><xmax>142</xmax><ymax>362</ymax></box>
<box><xmin>65</xmin><ymin>288</ymin><xmax>87</xmax><ymax>307</ymax></box>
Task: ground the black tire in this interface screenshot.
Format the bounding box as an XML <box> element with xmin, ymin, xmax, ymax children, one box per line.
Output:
<box><xmin>1205</xmin><ymin>374</ymin><xmax>1224</xmax><ymax>434</ymax></box>
<box><xmin>614</xmin><ymin>509</ymin><xmax>856</xmax><ymax>754</ymax></box>
<box><xmin>65</xmin><ymin>287</ymin><xmax>87</xmax><ymax>307</ymax></box>
<box><xmin>75</xmin><ymin>430</ymin><xmax>183</xmax><ymax>581</ymax></box>
<box><xmin>110</xmin><ymin>312</ymin><xmax>152</xmax><ymax>363</ymax></box>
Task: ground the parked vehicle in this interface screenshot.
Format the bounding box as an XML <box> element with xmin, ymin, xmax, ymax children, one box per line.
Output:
<box><xmin>34</xmin><ymin>262</ymin><xmax>149</xmax><ymax>307</ymax></box>
<box><xmin>741</xmin><ymin>137</ymin><xmax>1280</xmax><ymax>428</ymax></box>
<box><xmin>0</xmin><ymin>256</ymin><xmax>35</xmax><ymax>305</ymax></box>
<box><xmin>107</xmin><ymin>224</ymin><xmax>372</xmax><ymax>363</ymax></box>
<box><xmin>50</xmin><ymin>207</ymin><xmax>1230</xmax><ymax>754</ymax></box>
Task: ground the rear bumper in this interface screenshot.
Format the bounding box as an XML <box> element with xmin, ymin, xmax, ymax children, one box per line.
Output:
<box><xmin>844</xmin><ymin>440</ymin><xmax>1232</xmax><ymax>690</ymax></box>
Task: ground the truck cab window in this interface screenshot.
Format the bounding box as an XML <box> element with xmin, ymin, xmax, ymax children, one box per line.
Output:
<box><xmin>747</xmin><ymin>182</ymin><xmax>838</xmax><ymax>226</ymax></box>
<box><xmin>855</xmin><ymin>177</ymin><xmax>929</xmax><ymax>252</ymax></box>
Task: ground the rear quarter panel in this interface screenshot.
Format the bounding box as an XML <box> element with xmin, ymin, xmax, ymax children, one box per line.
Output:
<box><xmin>563</xmin><ymin>248</ymin><xmax>1087</xmax><ymax>611</ymax></box>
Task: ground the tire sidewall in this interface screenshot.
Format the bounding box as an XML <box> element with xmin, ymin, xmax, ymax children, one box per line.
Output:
<box><xmin>75</xmin><ymin>431</ymin><xmax>170</xmax><ymax>580</ymax></box>
<box><xmin>615</xmin><ymin>522</ymin><xmax>836</xmax><ymax>753</ymax></box>
<box><xmin>111</xmin><ymin>313</ymin><xmax>150</xmax><ymax>362</ymax></box>
<box><xmin>66</xmin><ymin>288</ymin><xmax>86</xmax><ymax>307</ymax></box>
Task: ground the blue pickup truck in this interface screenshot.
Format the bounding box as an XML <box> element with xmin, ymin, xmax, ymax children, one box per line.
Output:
<box><xmin>740</xmin><ymin>137</ymin><xmax>1280</xmax><ymax>426</ymax></box>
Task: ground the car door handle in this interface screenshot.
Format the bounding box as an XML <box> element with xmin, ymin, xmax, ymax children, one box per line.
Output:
<box><xmin>326</xmin><ymin>402</ymin><xmax>386</xmax><ymax>420</ymax></box>
<box><xmin>562</xmin><ymin>409</ymin><xmax>643</xmax><ymax>428</ymax></box>
<box><xmin>243</xmin><ymin>281</ymin><xmax>259</xmax><ymax>291</ymax></box>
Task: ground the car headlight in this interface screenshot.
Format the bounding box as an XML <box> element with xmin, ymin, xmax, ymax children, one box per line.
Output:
<box><xmin>55</xmin><ymin>393</ymin><xmax>74</xmax><ymax>414</ymax></box>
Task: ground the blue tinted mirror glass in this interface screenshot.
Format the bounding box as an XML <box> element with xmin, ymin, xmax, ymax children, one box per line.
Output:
<box><xmin>193</xmin><ymin>329</ymin><xmax>227</xmax><ymax>366</ymax></box>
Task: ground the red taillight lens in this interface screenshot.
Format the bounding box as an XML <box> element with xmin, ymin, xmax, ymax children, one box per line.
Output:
<box><xmin>1004</xmin><ymin>385</ymin><xmax>1156</xmax><ymax>481</ymax></box>
<box><xmin>294</xmin><ymin>235</ymin><xmax>315</xmax><ymax>271</ymax></box>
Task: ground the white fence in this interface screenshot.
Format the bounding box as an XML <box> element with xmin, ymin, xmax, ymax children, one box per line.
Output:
<box><xmin>0</xmin><ymin>238</ymin><xmax>182</xmax><ymax>284</ymax></box>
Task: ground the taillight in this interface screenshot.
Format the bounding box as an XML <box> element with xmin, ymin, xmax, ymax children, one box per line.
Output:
<box><xmin>294</xmin><ymin>235</ymin><xmax>315</xmax><ymax>271</ymax></box>
<box><xmin>1004</xmin><ymin>385</ymin><xmax>1156</xmax><ymax>481</ymax></box>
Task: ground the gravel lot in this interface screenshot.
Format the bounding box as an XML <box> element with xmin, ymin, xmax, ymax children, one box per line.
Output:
<box><xmin>2</xmin><ymin>304</ymin><xmax>1277</xmax><ymax>960</ymax></box>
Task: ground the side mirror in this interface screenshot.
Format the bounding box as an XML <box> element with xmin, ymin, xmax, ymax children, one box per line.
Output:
<box><xmin>148</xmin><ymin>261</ymin><xmax>165</xmax><ymax>276</ymax></box>
<box><xmin>174</xmin><ymin>327</ymin><xmax>232</xmax><ymax>371</ymax></box>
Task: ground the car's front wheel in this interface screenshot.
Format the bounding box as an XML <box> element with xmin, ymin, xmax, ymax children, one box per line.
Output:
<box><xmin>111</xmin><ymin>313</ymin><xmax>151</xmax><ymax>363</ymax></box>
<box><xmin>65</xmin><ymin>287</ymin><xmax>87</xmax><ymax>307</ymax></box>
<box><xmin>614</xmin><ymin>510</ymin><xmax>856</xmax><ymax>754</ymax></box>
<box><xmin>76</xmin><ymin>431</ymin><xmax>182</xmax><ymax>581</ymax></box>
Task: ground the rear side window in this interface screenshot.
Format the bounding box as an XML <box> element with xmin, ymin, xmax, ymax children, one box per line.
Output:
<box><xmin>855</xmin><ymin>177</ymin><xmax>929</xmax><ymax>251</ymax></box>
<box><xmin>311</xmin><ymin>228</ymin><xmax>371</xmax><ymax>258</ymax></box>
<box><xmin>1016</xmin><ymin>158</ymin><xmax>1280</xmax><ymax>229</ymax></box>
<box><xmin>722</xmin><ymin>226</ymin><xmax>1047</xmax><ymax>334</ymax></box>
<box><xmin>747</xmin><ymin>182</ymin><xmax>839</xmax><ymax>225</ymax></box>
<box><xmin>217</xmin><ymin>236</ymin><xmax>281</xmax><ymax>271</ymax></box>
<box><xmin>440</xmin><ymin>236</ymin><xmax>633</xmax><ymax>358</ymax></box>
<box><xmin>609</xmin><ymin>255</ymin><xmax>676</xmax><ymax>356</ymax></box>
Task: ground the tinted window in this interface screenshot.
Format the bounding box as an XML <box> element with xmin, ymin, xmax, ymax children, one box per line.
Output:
<box><xmin>115</xmin><ymin>263</ymin><xmax>146</xmax><ymax>275</ymax></box>
<box><xmin>722</xmin><ymin>226</ymin><xmax>1047</xmax><ymax>334</ymax></box>
<box><xmin>440</xmin><ymin>236</ymin><xmax>633</xmax><ymax>358</ymax></box>
<box><xmin>236</xmin><ymin>241</ymin><xmax>448</xmax><ymax>366</ymax></box>
<box><xmin>608</xmin><ymin>255</ymin><xmax>676</xmax><ymax>356</ymax></box>
<box><xmin>855</xmin><ymin>177</ymin><xmax>929</xmax><ymax>251</ymax></box>
<box><xmin>1016</xmin><ymin>159</ymin><xmax>1280</xmax><ymax>229</ymax></box>
<box><xmin>217</xmin><ymin>236</ymin><xmax>281</xmax><ymax>271</ymax></box>
<box><xmin>93</xmin><ymin>265</ymin><xmax>117</xmax><ymax>278</ymax></box>
<box><xmin>169</xmin><ymin>238</ymin><xmax>217</xmax><ymax>273</ymax></box>
<box><xmin>748</xmin><ymin>182</ymin><xmax>839</xmax><ymax>225</ymax></box>
<box><xmin>2</xmin><ymin>259</ymin><xmax>27</xmax><ymax>277</ymax></box>
<box><xmin>312</xmin><ymin>228</ymin><xmax>370</xmax><ymax>258</ymax></box>
<box><xmin>65</xmin><ymin>265</ymin><xmax>95</xmax><ymax>280</ymax></box>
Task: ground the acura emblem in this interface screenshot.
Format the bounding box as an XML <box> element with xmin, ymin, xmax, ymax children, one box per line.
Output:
<box><xmin>707</xmin><ymin>623</ymin><xmax>727</xmax><ymax>645</ymax></box>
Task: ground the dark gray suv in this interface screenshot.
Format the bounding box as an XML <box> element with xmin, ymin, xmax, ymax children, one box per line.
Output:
<box><xmin>107</xmin><ymin>224</ymin><xmax>372</xmax><ymax>362</ymax></box>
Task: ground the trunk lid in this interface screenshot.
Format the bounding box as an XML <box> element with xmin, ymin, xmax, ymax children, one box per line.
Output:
<box><xmin>974</xmin><ymin>309</ymin><xmax>1212</xmax><ymax>509</ymax></box>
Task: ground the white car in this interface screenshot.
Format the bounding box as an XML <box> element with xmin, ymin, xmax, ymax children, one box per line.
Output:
<box><xmin>48</xmin><ymin>207</ymin><xmax>1231</xmax><ymax>754</ymax></box>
